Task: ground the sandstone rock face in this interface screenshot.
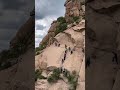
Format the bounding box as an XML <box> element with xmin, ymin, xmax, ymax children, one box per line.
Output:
<box><xmin>0</xmin><ymin>10</ymin><xmax>35</xmax><ymax>90</ymax></box>
<box><xmin>40</xmin><ymin>21</ymin><xmax>59</xmax><ymax>46</ymax></box>
<box><xmin>35</xmin><ymin>19</ymin><xmax>85</xmax><ymax>90</ymax></box>
<box><xmin>64</xmin><ymin>0</ymin><xmax>85</xmax><ymax>22</ymax></box>
<box><xmin>0</xmin><ymin>48</ymin><xmax>34</xmax><ymax>90</ymax></box>
<box><xmin>86</xmin><ymin>0</ymin><xmax>120</xmax><ymax>90</ymax></box>
<box><xmin>10</xmin><ymin>16</ymin><xmax>35</xmax><ymax>49</ymax></box>
<box><xmin>35</xmin><ymin>0</ymin><xmax>85</xmax><ymax>90</ymax></box>
<box><xmin>40</xmin><ymin>0</ymin><xmax>85</xmax><ymax>47</ymax></box>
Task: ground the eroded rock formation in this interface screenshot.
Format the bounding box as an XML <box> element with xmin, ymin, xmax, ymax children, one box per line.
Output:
<box><xmin>0</xmin><ymin>9</ymin><xmax>35</xmax><ymax>90</ymax></box>
<box><xmin>35</xmin><ymin>0</ymin><xmax>85</xmax><ymax>90</ymax></box>
<box><xmin>86</xmin><ymin>0</ymin><xmax>120</xmax><ymax>90</ymax></box>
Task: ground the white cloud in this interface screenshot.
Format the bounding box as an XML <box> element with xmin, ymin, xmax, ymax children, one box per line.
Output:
<box><xmin>35</xmin><ymin>0</ymin><xmax>65</xmax><ymax>47</ymax></box>
<box><xmin>35</xmin><ymin>16</ymin><xmax>58</xmax><ymax>47</ymax></box>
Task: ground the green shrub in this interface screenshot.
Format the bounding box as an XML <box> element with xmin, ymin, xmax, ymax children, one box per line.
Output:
<box><xmin>63</xmin><ymin>69</ymin><xmax>70</xmax><ymax>78</ymax></box>
<box><xmin>66</xmin><ymin>71</ymin><xmax>78</xmax><ymax>90</ymax></box>
<box><xmin>82</xmin><ymin>15</ymin><xmax>85</xmax><ymax>19</ymax></box>
<box><xmin>35</xmin><ymin>52</ymin><xmax>40</xmax><ymax>55</ymax></box>
<box><xmin>35</xmin><ymin>47</ymin><xmax>41</xmax><ymax>52</ymax></box>
<box><xmin>55</xmin><ymin>17</ymin><xmax>68</xmax><ymax>36</ymax></box>
<box><xmin>57</xmin><ymin>17</ymin><xmax>66</xmax><ymax>24</ymax></box>
<box><xmin>55</xmin><ymin>23</ymin><xmax>67</xmax><ymax>35</ymax></box>
<box><xmin>35</xmin><ymin>69</ymin><xmax>46</xmax><ymax>82</ymax></box>
<box><xmin>47</xmin><ymin>68</ymin><xmax>61</xmax><ymax>83</ymax></box>
<box><xmin>0</xmin><ymin>62</ymin><xmax>11</xmax><ymax>70</ymax></box>
<box><xmin>39</xmin><ymin>43</ymin><xmax>47</xmax><ymax>50</ymax></box>
<box><xmin>73</xmin><ymin>16</ymin><xmax>80</xmax><ymax>22</ymax></box>
<box><xmin>35</xmin><ymin>41</ymin><xmax>47</xmax><ymax>52</ymax></box>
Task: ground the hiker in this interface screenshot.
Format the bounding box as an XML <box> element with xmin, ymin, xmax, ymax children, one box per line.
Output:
<box><xmin>64</xmin><ymin>54</ymin><xmax>66</xmax><ymax>60</ymax></box>
<box><xmin>62</xmin><ymin>59</ymin><xmax>64</xmax><ymax>64</ymax></box>
<box><xmin>70</xmin><ymin>50</ymin><xmax>73</xmax><ymax>54</ymax></box>
<box><xmin>65</xmin><ymin>50</ymin><xmax>67</xmax><ymax>54</ymax></box>
<box><xmin>86</xmin><ymin>57</ymin><xmax>91</xmax><ymax>68</ymax></box>
<box><xmin>62</xmin><ymin>68</ymin><xmax>64</xmax><ymax>73</ymax></box>
<box><xmin>63</xmin><ymin>68</ymin><xmax>65</xmax><ymax>73</ymax></box>
<box><xmin>112</xmin><ymin>52</ymin><xmax>118</xmax><ymax>64</ymax></box>
<box><xmin>82</xmin><ymin>48</ymin><xmax>84</xmax><ymax>53</ymax></box>
<box><xmin>58</xmin><ymin>44</ymin><xmax>60</xmax><ymax>47</ymax></box>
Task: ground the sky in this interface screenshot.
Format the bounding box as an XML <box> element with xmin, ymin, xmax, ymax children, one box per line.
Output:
<box><xmin>35</xmin><ymin>0</ymin><xmax>65</xmax><ymax>47</ymax></box>
<box><xmin>0</xmin><ymin>0</ymin><xmax>34</xmax><ymax>51</ymax></box>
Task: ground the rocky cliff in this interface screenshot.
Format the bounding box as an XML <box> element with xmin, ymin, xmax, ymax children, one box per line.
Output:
<box><xmin>86</xmin><ymin>0</ymin><xmax>120</xmax><ymax>90</ymax></box>
<box><xmin>35</xmin><ymin>0</ymin><xmax>85</xmax><ymax>90</ymax></box>
<box><xmin>0</xmin><ymin>9</ymin><xmax>35</xmax><ymax>90</ymax></box>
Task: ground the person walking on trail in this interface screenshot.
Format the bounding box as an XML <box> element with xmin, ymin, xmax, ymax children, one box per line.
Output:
<box><xmin>68</xmin><ymin>47</ymin><xmax>71</xmax><ymax>51</ymax></box>
<box><xmin>58</xmin><ymin>44</ymin><xmax>60</xmax><ymax>47</ymax></box>
<box><xmin>64</xmin><ymin>53</ymin><xmax>66</xmax><ymax>60</ymax></box>
<box><xmin>65</xmin><ymin>50</ymin><xmax>67</xmax><ymax>54</ymax></box>
<box><xmin>62</xmin><ymin>59</ymin><xmax>64</xmax><ymax>64</ymax></box>
<box><xmin>63</xmin><ymin>68</ymin><xmax>65</xmax><ymax>74</ymax></box>
<box><xmin>112</xmin><ymin>52</ymin><xmax>118</xmax><ymax>64</ymax></box>
<box><xmin>70</xmin><ymin>50</ymin><xmax>73</xmax><ymax>54</ymax></box>
<box><xmin>82</xmin><ymin>48</ymin><xmax>84</xmax><ymax>53</ymax></box>
<box><xmin>62</xmin><ymin>68</ymin><xmax>64</xmax><ymax>73</ymax></box>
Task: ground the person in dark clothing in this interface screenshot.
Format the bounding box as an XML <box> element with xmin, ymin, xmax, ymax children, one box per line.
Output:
<box><xmin>112</xmin><ymin>52</ymin><xmax>118</xmax><ymax>64</ymax></box>
<box><xmin>82</xmin><ymin>48</ymin><xmax>84</xmax><ymax>53</ymax></box>
<box><xmin>71</xmin><ymin>50</ymin><xmax>73</xmax><ymax>54</ymax></box>
<box><xmin>58</xmin><ymin>44</ymin><xmax>60</xmax><ymax>47</ymax></box>
<box><xmin>64</xmin><ymin>54</ymin><xmax>66</xmax><ymax>60</ymax></box>
<box><xmin>65</xmin><ymin>50</ymin><xmax>67</xmax><ymax>54</ymax></box>
<box><xmin>86</xmin><ymin>57</ymin><xmax>91</xmax><ymax>68</ymax></box>
<box><xmin>62</xmin><ymin>59</ymin><xmax>64</xmax><ymax>64</ymax></box>
<box><xmin>63</xmin><ymin>68</ymin><xmax>65</xmax><ymax>74</ymax></box>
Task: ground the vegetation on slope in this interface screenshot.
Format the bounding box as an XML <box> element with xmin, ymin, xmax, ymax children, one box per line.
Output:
<box><xmin>55</xmin><ymin>17</ymin><xmax>67</xmax><ymax>35</ymax></box>
<box><xmin>47</xmin><ymin>68</ymin><xmax>61</xmax><ymax>83</ymax></box>
<box><xmin>35</xmin><ymin>41</ymin><xmax>48</xmax><ymax>55</ymax></box>
<box><xmin>35</xmin><ymin>69</ymin><xmax>47</xmax><ymax>82</ymax></box>
<box><xmin>0</xmin><ymin>31</ymin><xmax>34</xmax><ymax>70</ymax></box>
<box><xmin>47</xmin><ymin>68</ymin><xmax>78</xmax><ymax>90</ymax></box>
<box><xmin>0</xmin><ymin>42</ymin><xmax>27</xmax><ymax>70</ymax></box>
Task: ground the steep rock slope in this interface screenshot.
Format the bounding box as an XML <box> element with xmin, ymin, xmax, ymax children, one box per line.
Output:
<box><xmin>0</xmin><ymin>9</ymin><xmax>35</xmax><ymax>90</ymax></box>
<box><xmin>86</xmin><ymin>0</ymin><xmax>120</xmax><ymax>90</ymax></box>
<box><xmin>35</xmin><ymin>0</ymin><xmax>85</xmax><ymax>90</ymax></box>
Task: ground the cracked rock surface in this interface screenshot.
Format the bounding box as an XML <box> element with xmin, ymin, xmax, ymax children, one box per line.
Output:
<box><xmin>86</xmin><ymin>0</ymin><xmax>120</xmax><ymax>90</ymax></box>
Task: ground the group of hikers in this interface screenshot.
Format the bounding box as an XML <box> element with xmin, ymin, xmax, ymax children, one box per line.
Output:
<box><xmin>59</xmin><ymin>67</ymin><xmax>67</xmax><ymax>73</ymax></box>
<box><xmin>61</xmin><ymin>44</ymin><xmax>75</xmax><ymax>64</ymax></box>
<box><xmin>54</xmin><ymin>42</ymin><xmax>77</xmax><ymax>74</ymax></box>
<box><xmin>59</xmin><ymin>44</ymin><xmax>76</xmax><ymax>75</ymax></box>
<box><xmin>54</xmin><ymin>42</ymin><xmax>75</xmax><ymax>64</ymax></box>
<box><xmin>54</xmin><ymin>42</ymin><xmax>60</xmax><ymax>47</ymax></box>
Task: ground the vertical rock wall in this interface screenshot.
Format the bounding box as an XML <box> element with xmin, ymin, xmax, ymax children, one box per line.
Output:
<box><xmin>86</xmin><ymin>0</ymin><xmax>120</xmax><ymax>90</ymax></box>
